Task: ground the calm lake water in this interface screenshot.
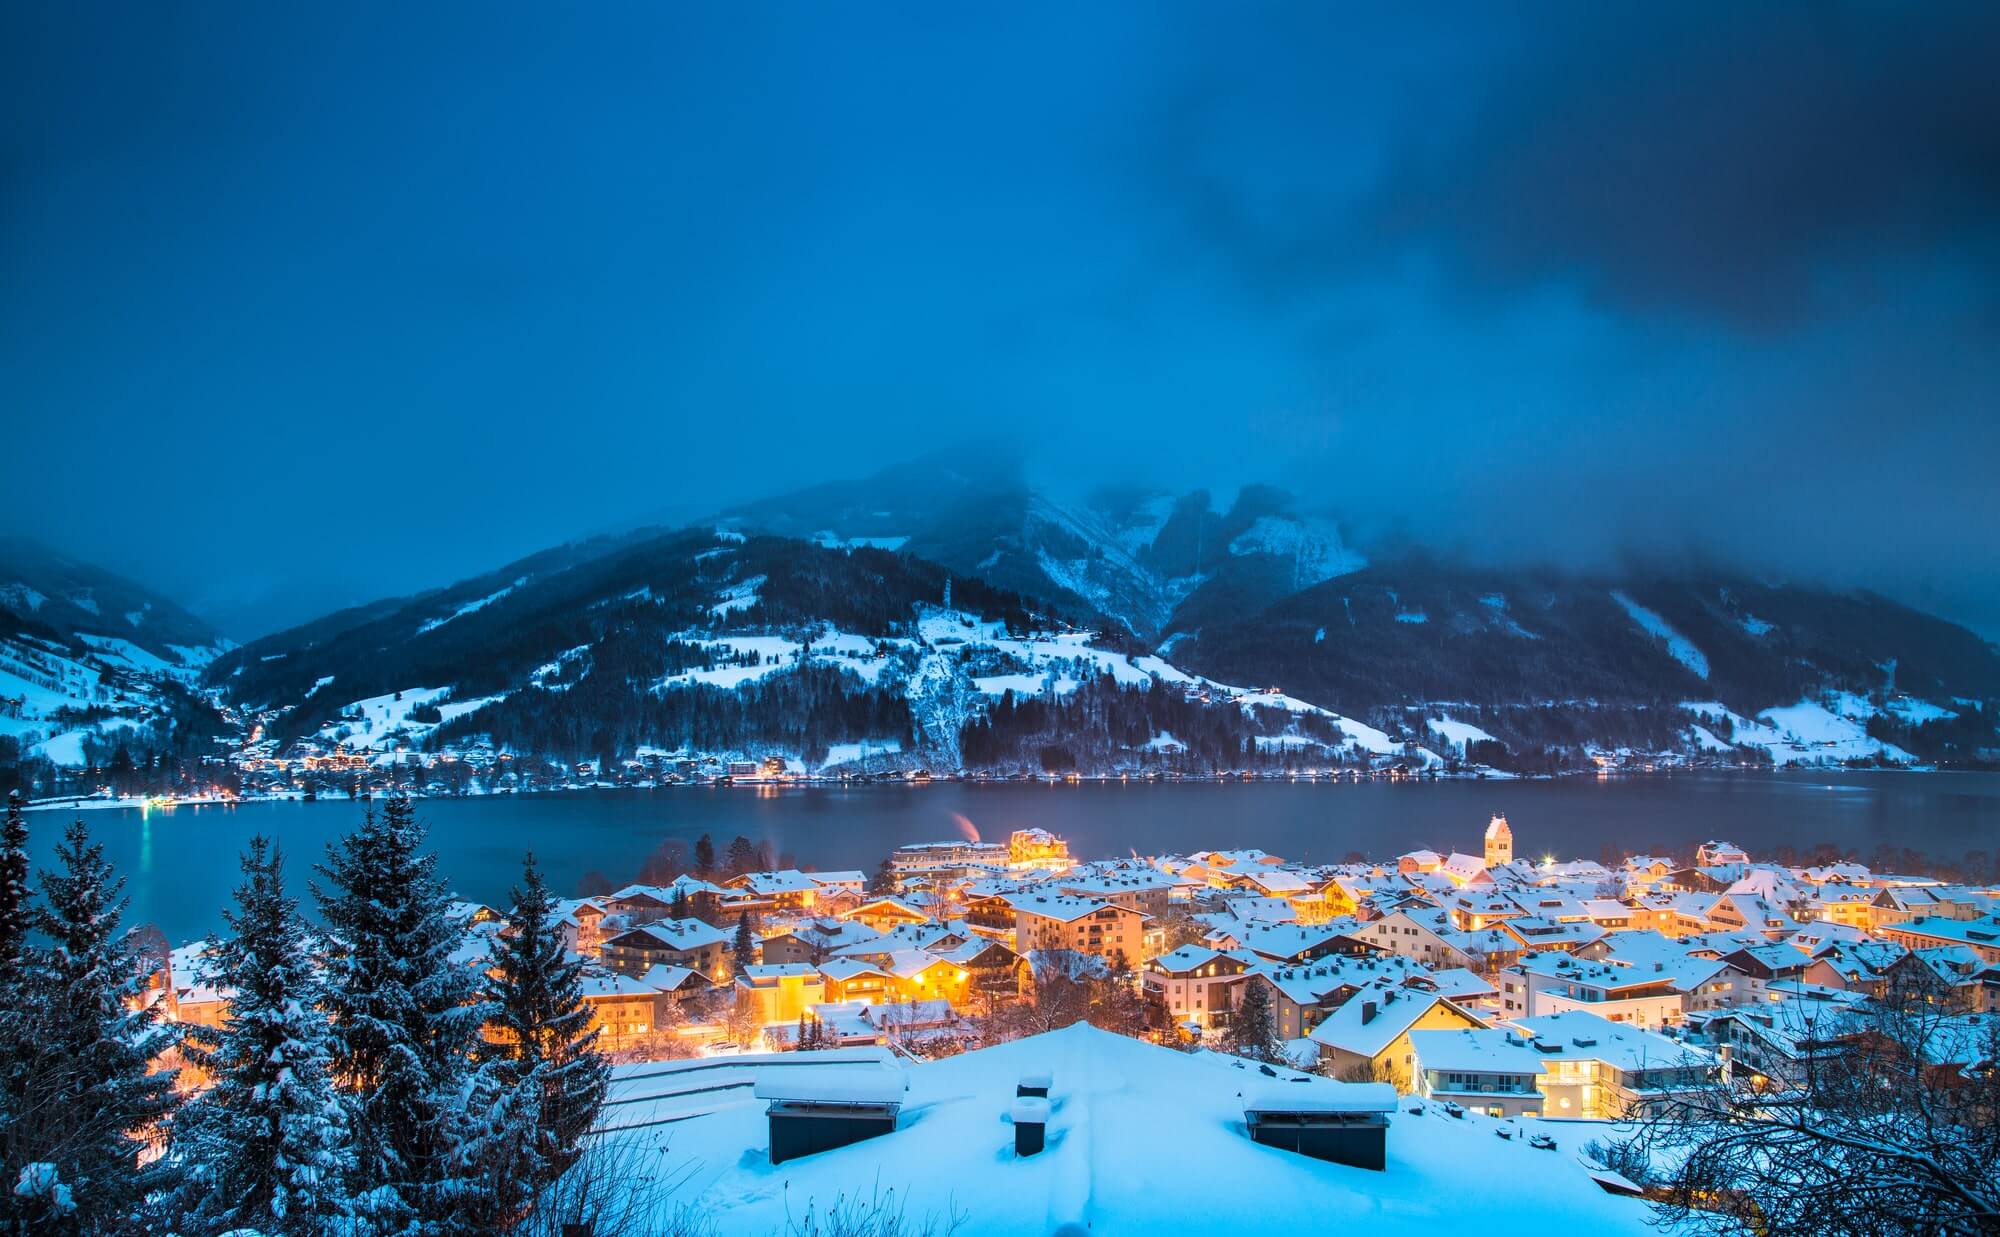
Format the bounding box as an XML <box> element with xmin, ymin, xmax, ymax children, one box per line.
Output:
<box><xmin>24</xmin><ymin>771</ymin><xmax>2000</xmax><ymax>946</ymax></box>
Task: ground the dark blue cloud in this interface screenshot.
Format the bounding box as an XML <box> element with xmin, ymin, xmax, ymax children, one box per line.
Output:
<box><xmin>2</xmin><ymin>3</ymin><xmax>1995</xmax><ymax>637</ymax></box>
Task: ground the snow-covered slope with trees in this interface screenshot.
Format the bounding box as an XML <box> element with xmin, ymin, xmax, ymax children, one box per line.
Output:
<box><xmin>0</xmin><ymin>539</ymin><xmax>232</xmax><ymax>771</ymax></box>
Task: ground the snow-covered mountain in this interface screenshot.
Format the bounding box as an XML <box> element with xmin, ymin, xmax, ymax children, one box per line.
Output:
<box><xmin>0</xmin><ymin>539</ymin><xmax>232</xmax><ymax>768</ymax></box>
<box><xmin>16</xmin><ymin>461</ymin><xmax>2000</xmax><ymax>782</ymax></box>
<box><xmin>717</xmin><ymin>456</ymin><xmax>1365</xmax><ymax>642</ymax></box>
<box><xmin>1175</xmin><ymin>560</ymin><xmax>2000</xmax><ymax>769</ymax></box>
<box><xmin>208</xmin><ymin>529</ymin><xmax>1398</xmax><ymax>774</ymax></box>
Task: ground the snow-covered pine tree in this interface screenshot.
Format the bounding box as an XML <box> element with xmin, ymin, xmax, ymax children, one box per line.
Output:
<box><xmin>0</xmin><ymin>792</ymin><xmax>29</xmax><ymax>970</ymax></box>
<box><xmin>732</xmin><ymin>912</ymin><xmax>756</xmax><ymax>974</ymax></box>
<box><xmin>1225</xmin><ymin>978</ymin><xmax>1284</xmax><ymax>1065</ymax></box>
<box><xmin>2</xmin><ymin>818</ymin><xmax>180</xmax><ymax>1231</ymax></box>
<box><xmin>172</xmin><ymin>837</ymin><xmax>357</xmax><ymax>1236</ymax></box>
<box><xmin>315</xmin><ymin>797</ymin><xmax>488</xmax><ymax>1233</ymax></box>
<box><xmin>868</xmin><ymin>856</ymin><xmax>898</xmax><ymax>895</ymax></box>
<box><xmin>474</xmin><ymin>852</ymin><xmax>608</xmax><ymax>1227</ymax></box>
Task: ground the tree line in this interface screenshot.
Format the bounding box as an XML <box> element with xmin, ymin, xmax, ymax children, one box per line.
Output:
<box><xmin>0</xmin><ymin>794</ymin><xmax>608</xmax><ymax>1235</ymax></box>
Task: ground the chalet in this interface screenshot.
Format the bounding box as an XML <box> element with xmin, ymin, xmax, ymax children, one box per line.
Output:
<box><xmin>726</xmin><ymin>869</ymin><xmax>824</xmax><ymax>911</ymax></box>
<box><xmin>1706</xmin><ymin>892</ymin><xmax>1800</xmax><ymax>941</ymax></box>
<box><xmin>1407</xmin><ymin>1026</ymin><xmax>1548</xmax><ymax>1118</ymax></box>
<box><xmin>1354</xmin><ymin>909</ymin><xmax>1481</xmax><ymax>971</ymax></box>
<box><xmin>738</xmin><ymin>962</ymin><xmax>828</xmax><ymax>1026</ymax></box>
<box><xmin>760</xmin><ymin>918</ymin><xmax>885</xmax><ymax>965</ymax></box>
<box><xmin>848</xmin><ymin>895</ymin><xmax>932</xmax><ymax>932</ymax></box>
<box><xmin>1056</xmin><ymin>867</ymin><xmax>1178</xmax><ymax>919</ymax></box>
<box><xmin>1308</xmin><ymin>983</ymin><xmax>1487</xmax><ymax>1088</ymax></box>
<box><xmin>1437</xmin><ymin>853</ymin><xmax>1494</xmax><ymax>889</ymax></box>
<box><xmin>555</xmin><ymin>897</ymin><xmax>610</xmax><ymax>955</ymax></box>
<box><xmin>1886</xmin><ymin>947</ymin><xmax>2000</xmax><ymax>1012</ymax></box>
<box><xmin>1012</xmin><ymin>894</ymin><xmax>1153</xmax><ymax>963</ymax></box>
<box><xmin>1446</xmin><ymin>892</ymin><xmax>1522</xmax><ymax>931</ymax></box>
<box><xmin>1696</xmin><ymin>841</ymin><xmax>1750</xmax><ymax>867</ymax></box>
<box><xmin>600</xmin><ymin>918</ymin><xmax>731</xmax><ymax>980</ymax></box>
<box><xmin>1501</xmin><ymin>949</ymin><xmax>1733</xmax><ymax>1028</ymax></box>
<box><xmin>1142</xmin><ymin>945</ymin><xmax>1252</xmax><ymax>1032</ymax></box>
<box><xmin>820</xmin><ymin>949</ymin><xmax>970</xmax><ymax>1007</ymax></box>
<box><xmin>1499</xmin><ymin>916</ymin><xmax>1606</xmax><ymax>955</ymax></box>
<box><xmin>1717</xmin><ymin>944</ymin><xmax>1812</xmax><ymax>1000</ymax></box>
<box><xmin>1240</xmin><ymin>955</ymin><xmax>1424</xmax><ymax>1042</ymax></box>
<box><xmin>1511</xmin><ymin>1010</ymin><xmax>1715</xmax><ymax>1119</ymax></box>
<box><xmin>577</xmin><ymin>971</ymin><xmax>673</xmax><ymax>1050</ymax></box>
<box><xmin>928</xmin><ymin>936</ymin><xmax>1028</xmax><ymax>999</ymax></box>
<box><xmin>1880</xmin><ymin>915</ymin><xmax>2000</xmax><ymax>964</ymax></box>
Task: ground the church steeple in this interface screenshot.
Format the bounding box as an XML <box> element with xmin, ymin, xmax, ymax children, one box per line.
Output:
<box><xmin>1484</xmin><ymin>813</ymin><xmax>1513</xmax><ymax>867</ymax></box>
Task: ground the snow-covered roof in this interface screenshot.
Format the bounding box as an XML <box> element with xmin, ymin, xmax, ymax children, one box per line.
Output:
<box><xmin>1408</xmin><ymin>1027</ymin><xmax>1547</xmax><ymax>1077</ymax></box>
<box><xmin>1509</xmin><ymin>1011</ymin><xmax>1714</xmax><ymax>1075</ymax></box>
<box><xmin>616</xmin><ymin>1023</ymin><xmax>1656</xmax><ymax>1235</ymax></box>
<box><xmin>1308</xmin><ymin>986</ymin><xmax>1481</xmax><ymax>1060</ymax></box>
<box><xmin>604</xmin><ymin>918</ymin><xmax>729</xmax><ymax>951</ymax></box>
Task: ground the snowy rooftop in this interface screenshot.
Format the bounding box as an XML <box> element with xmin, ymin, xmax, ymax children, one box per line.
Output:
<box><xmin>611</xmin><ymin>1023</ymin><xmax>1656</xmax><ymax>1235</ymax></box>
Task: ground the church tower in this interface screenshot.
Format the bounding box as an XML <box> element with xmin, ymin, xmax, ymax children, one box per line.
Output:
<box><xmin>1484</xmin><ymin>813</ymin><xmax>1513</xmax><ymax>867</ymax></box>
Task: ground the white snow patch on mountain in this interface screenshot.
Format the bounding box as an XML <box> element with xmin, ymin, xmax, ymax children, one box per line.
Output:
<box><xmin>1478</xmin><ymin>593</ymin><xmax>1541</xmax><ymax>639</ymax></box>
<box><xmin>1426</xmin><ymin>716</ymin><xmax>1495</xmax><ymax>753</ymax></box>
<box><xmin>1679</xmin><ymin>699</ymin><xmax>1913</xmax><ymax>766</ymax></box>
<box><xmin>1687</xmin><ymin>724</ymin><xmax>1733</xmax><ymax>752</ymax></box>
<box><xmin>1740</xmin><ymin>614</ymin><xmax>1775</xmax><ymax>636</ymax></box>
<box><xmin>418</xmin><ymin>578</ymin><xmax>524</xmax><ymax>634</ymax></box>
<box><xmin>1035</xmin><ymin>547</ymin><xmax>1116</xmax><ymax>612</ymax></box>
<box><xmin>0</xmin><ymin>584</ymin><xmax>47</xmax><ymax>612</ymax></box>
<box><xmin>1611</xmin><ymin>591</ymin><xmax>1709</xmax><ymax>680</ymax></box>
<box><xmin>709</xmin><ymin>575</ymin><xmax>766</xmax><ymax>617</ymax></box>
<box><xmin>1394</xmin><ymin>610</ymin><xmax>1428</xmax><ymax>624</ymax></box>
<box><xmin>817</xmin><ymin>738</ymin><xmax>902</xmax><ymax>769</ymax></box>
<box><xmin>321</xmin><ymin>687</ymin><xmax>504</xmax><ymax>751</ymax></box>
<box><xmin>811</xmin><ymin>531</ymin><xmax>909</xmax><ymax>552</ymax></box>
<box><xmin>1111</xmin><ymin>494</ymin><xmax>1177</xmax><ymax>555</ymax></box>
<box><xmin>1885</xmin><ymin>697</ymin><xmax>1957</xmax><ymax>725</ymax></box>
<box><xmin>1225</xmin><ymin>516</ymin><xmax>1365</xmax><ymax>587</ymax></box>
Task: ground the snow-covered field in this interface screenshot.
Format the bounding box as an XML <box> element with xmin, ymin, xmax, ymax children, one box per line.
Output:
<box><xmin>603</xmin><ymin>1024</ymin><xmax>1653</xmax><ymax>1236</ymax></box>
<box><xmin>319</xmin><ymin>688</ymin><xmax>504</xmax><ymax>752</ymax></box>
<box><xmin>1681</xmin><ymin>698</ymin><xmax>1916</xmax><ymax>766</ymax></box>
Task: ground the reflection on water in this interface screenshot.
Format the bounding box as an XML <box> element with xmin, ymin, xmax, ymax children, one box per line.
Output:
<box><xmin>25</xmin><ymin>770</ymin><xmax>2000</xmax><ymax>946</ymax></box>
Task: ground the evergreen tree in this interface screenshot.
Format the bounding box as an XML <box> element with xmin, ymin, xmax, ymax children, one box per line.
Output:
<box><xmin>0</xmin><ymin>793</ymin><xmax>28</xmax><ymax>969</ymax></box>
<box><xmin>0</xmin><ymin>818</ymin><xmax>179</xmax><ymax>1232</ymax></box>
<box><xmin>868</xmin><ymin>856</ymin><xmax>899</xmax><ymax>895</ymax></box>
<box><xmin>173</xmin><ymin>838</ymin><xmax>356</xmax><ymax>1236</ymax></box>
<box><xmin>476</xmin><ymin>853</ymin><xmax>608</xmax><ymax>1227</ymax></box>
<box><xmin>724</xmin><ymin>836</ymin><xmax>757</xmax><ymax>877</ymax></box>
<box><xmin>693</xmin><ymin>834</ymin><xmax>716</xmax><ymax>878</ymax></box>
<box><xmin>732</xmin><ymin>912</ymin><xmax>756</xmax><ymax>974</ymax></box>
<box><xmin>1225</xmin><ymin>978</ymin><xmax>1285</xmax><ymax>1065</ymax></box>
<box><xmin>668</xmin><ymin>886</ymin><xmax>690</xmax><ymax>920</ymax></box>
<box><xmin>315</xmin><ymin>797</ymin><xmax>488</xmax><ymax>1233</ymax></box>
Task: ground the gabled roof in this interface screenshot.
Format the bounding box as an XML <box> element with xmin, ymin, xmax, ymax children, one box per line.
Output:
<box><xmin>1309</xmin><ymin>986</ymin><xmax>1483</xmax><ymax>1060</ymax></box>
<box><xmin>730</xmin><ymin>869</ymin><xmax>823</xmax><ymax>896</ymax></box>
<box><xmin>602</xmin><ymin>918</ymin><xmax>729</xmax><ymax>952</ymax></box>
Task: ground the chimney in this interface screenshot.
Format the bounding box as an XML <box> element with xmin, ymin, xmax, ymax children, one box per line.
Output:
<box><xmin>1013</xmin><ymin>1096</ymin><xmax>1050</xmax><ymax>1156</ymax></box>
<box><xmin>1361</xmin><ymin>1000</ymin><xmax>1378</xmax><ymax>1025</ymax></box>
<box><xmin>1016</xmin><ymin>1070</ymin><xmax>1052</xmax><ymax>1099</ymax></box>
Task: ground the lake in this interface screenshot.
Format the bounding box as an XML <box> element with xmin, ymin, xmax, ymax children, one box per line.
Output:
<box><xmin>23</xmin><ymin>770</ymin><xmax>2000</xmax><ymax>946</ymax></box>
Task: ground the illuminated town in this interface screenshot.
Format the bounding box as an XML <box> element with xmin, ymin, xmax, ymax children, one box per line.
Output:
<box><xmin>129</xmin><ymin>808</ymin><xmax>2000</xmax><ymax>1229</ymax></box>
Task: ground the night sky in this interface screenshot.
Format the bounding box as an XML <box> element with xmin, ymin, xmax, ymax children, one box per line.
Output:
<box><xmin>4</xmin><ymin>3</ymin><xmax>1997</xmax><ymax>638</ymax></box>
